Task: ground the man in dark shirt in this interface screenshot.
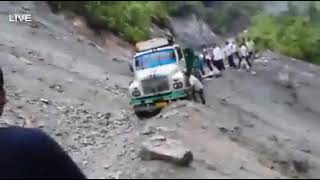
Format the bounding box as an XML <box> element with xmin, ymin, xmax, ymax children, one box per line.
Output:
<box><xmin>0</xmin><ymin>67</ymin><xmax>86</xmax><ymax>179</ymax></box>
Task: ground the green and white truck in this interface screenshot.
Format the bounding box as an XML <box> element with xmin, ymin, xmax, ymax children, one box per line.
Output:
<box><xmin>128</xmin><ymin>38</ymin><xmax>193</xmax><ymax>117</ymax></box>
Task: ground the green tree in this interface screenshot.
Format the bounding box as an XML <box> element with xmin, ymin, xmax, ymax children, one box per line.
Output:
<box><xmin>248</xmin><ymin>14</ymin><xmax>320</xmax><ymax>65</ymax></box>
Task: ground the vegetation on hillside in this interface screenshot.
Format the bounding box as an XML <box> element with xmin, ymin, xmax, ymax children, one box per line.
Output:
<box><xmin>47</xmin><ymin>1</ymin><xmax>263</xmax><ymax>42</ymax></box>
<box><xmin>248</xmin><ymin>2</ymin><xmax>320</xmax><ymax>65</ymax></box>
<box><xmin>48</xmin><ymin>1</ymin><xmax>169</xmax><ymax>43</ymax></box>
<box><xmin>48</xmin><ymin>1</ymin><xmax>320</xmax><ymax>65</ymax></box>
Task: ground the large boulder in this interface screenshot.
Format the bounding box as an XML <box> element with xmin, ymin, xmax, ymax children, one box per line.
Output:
<box><xmin>277</xmin><ymin>65</ymin><xmax>295</xmax><ymax>89</ymax></box>
<box><xmin>140</xmin><ymin>136</ymin><xmax>194</xmax><ymax>166</ymax></box>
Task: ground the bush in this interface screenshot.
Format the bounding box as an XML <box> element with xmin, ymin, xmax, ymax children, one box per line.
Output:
<box><xmin>48</xmin><ymin>1</ymin><xmax>170</xmax><ymax>43</ymax></box>
<box><xmin>248</xmin><ymin>14</ymin><xmax>320</xmax><ymax>65</ymax></box>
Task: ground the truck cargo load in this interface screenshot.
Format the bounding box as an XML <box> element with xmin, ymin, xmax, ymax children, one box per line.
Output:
<box><xmin>135</xmin><ymin>38</ymin><xmax>170</xmax><ymax>52</ymax></box>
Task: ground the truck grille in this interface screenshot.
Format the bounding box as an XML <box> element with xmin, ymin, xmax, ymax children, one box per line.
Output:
<box><xmin>141</xmin><ymin>76</ymin><xmax>169</xmax><ymax>95</ymax></box>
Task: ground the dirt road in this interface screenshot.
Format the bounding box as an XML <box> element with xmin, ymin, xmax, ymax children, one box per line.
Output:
<box><xmin>1</xmin><ymin>1</ymin><xmax>320</xmax><ymax>179</ymax></box>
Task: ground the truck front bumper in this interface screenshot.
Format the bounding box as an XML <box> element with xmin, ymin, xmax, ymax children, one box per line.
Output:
<box><xmin>130</xmin><ymin>90</ymin><xmax>188</xmax><ymax>106</ymax></box>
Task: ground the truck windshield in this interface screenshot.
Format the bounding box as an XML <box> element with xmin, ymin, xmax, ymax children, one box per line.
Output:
<box><xmin>135</xmin><ymin>49</ymin><xmax>177</xmax><ymax>70</ymax></box>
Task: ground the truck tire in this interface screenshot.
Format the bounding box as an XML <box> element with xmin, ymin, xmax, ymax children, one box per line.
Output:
<box><xmin>134</xmin><ymin>108</ymin><xmax>162</xmax><ymax>119</ymax></box>
<box><xmin>134</xmin><ymin>110</ymin><xmax>145</xmax><ymax>119</ymax></box>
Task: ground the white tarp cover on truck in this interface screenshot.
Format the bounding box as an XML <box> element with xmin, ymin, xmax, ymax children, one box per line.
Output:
<box><xmin>136</xmin><ymin>38</ymin><xmax>169</xmax><ymax>52</ymax></box>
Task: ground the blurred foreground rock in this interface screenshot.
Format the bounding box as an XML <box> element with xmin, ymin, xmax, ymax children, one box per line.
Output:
<box><xmin>140</xmin><ymin>136</ymin><xmax>193</xmax><ymax>166</ymax></box>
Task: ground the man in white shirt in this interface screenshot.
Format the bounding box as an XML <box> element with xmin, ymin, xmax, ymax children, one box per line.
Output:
<box><xmin>212</xmin><ymin>44</ymin><xmax>226</xmax><ymax>71</ymax></box>
<box><xmin>238</xmin><ymin>43</ymin><xmax>252</xmax><ymax>69</ymax></box>
<box><xmin>188</xmin><ymin>74</ymin><xmax>206</xmax><ymax>104</ymax></box>
<box><xmin>224</xmin><ymin>41</ymin><xmax>236</xmax><ymax>68</ymax></box>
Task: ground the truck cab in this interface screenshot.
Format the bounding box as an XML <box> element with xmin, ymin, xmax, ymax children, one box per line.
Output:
<box><xmin>129</xmin><ymin>38</ymin><xmax>190</xmax><ymax>117</ymax></box>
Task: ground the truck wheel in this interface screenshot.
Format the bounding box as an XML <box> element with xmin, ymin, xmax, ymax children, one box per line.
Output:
<box><xmin>134</xmin><ymin>110</ymin><xmax>145</xmax><ymax>119</ymax></box>
<box><xmin>134</xmin><ymin>108</ymin><xmax>161</xmax><ymax>119</ymax></box>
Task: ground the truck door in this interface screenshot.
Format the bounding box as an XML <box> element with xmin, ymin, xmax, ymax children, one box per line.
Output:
<box><xmin>175</xmin><ymin>46</ymin><xmax>186</xmax><ymax>70</ymax></box>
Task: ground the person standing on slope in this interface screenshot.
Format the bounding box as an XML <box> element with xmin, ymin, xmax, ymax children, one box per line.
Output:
<box><xmin>186</xmin><ymin>73</ymin><xmax>206</xmax><ymax>105</ymax></box>
<box><xmin>238</xmin><ymin>43</ymin><xmax>252</xmax><ymax>70</ymax></box>
<box><xmin>212</xmin><ymin>43</ymin><xmax>226</xmax><ymax>71</ymax></box>
<box><xmin>224</xmin><ymin>41</ymin><xmax>237</xmax><ymax>69</ymax></box>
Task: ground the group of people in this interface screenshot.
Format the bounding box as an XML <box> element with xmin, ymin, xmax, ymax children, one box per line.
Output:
<box><xmin>198</xmin><ymin>37</ymin><xmax>256</xmax><ymax>77</ymax></box>
<box><xmin>187</xmin><ymin>38</ymin><xmax>256</xmax><ymax>105</ymax></box>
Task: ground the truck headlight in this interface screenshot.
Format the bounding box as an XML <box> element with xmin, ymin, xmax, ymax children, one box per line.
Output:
<box><xmin>173</xmin><ymin>81</ymin><xmax>183</xmax><ymax>89</ymax></box>
<box><xmin>132</xmin><ymin>89</ymin><xmax>141</xmax><ymax>97</ymax></box>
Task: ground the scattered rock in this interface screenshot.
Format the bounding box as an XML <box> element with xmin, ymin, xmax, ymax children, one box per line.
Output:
<box><xmin>201</xmin><ymin>123</ymin><xmax>208</xmax><ymax>130</ymax></box>
<box><xmin>301</xmin><ymin>149</ymin><xmax>311</xmax><ymax>154</ymax></box>
<box><xmin>140</xmin><ymin>138</ymin><xmax>193</xmax><ymax>166</ymax></box>
<box><xmin>77</xmin><ymin>36</ymin><xmax>85</xmax><ymax>42</ymax></box>
<box><xmin>19</xmin><ymin>56</ymin><xmax>32</xmax><ymax>65</ymax></box>
<box><xmin>88</xmin><ymin>41</ymin><xmax>97</xmax><ymax>47</ymax></box>
<box><xmin>244</xmin><ymin>123</ymin><xmax>255</xmax><ymax>128</ymax></box>
<box><xmin>49</xmin><ymin>84</ymin><xmax>64</xmax><ymax>93</ymax></box>
<box><xmin>38</xmin><ymin>123</ymin><xmax>45</xmax><ymax>128</ymax></box>
<box><xmin>57</xmin><ymin>106</ymin><xmax>69</xmax><ymax>114</ymax></box>
<box><xmin>140</xmin><ymin>126</ymin><xmax>155</xmax><ymax>135</ymax></box>
<box><xmin>218</xmin><ymin>127</ymin><xmax>229</xmax><ymax>133</ymax></box>
<box><xmin>277</xmin><ymin>66</ymin><xmax>294</xmax><ymax>89</ymax></box>
<box><xmin>159</xmin><ymin>110</ymin><xmax>179</xmax><ymax>119</ymax></box>
<box><xmin>112</xmin><ymin>57</ymin><xmax>124</xmax><ymax>63</ymax></box>
<box><xmin>150</xmin><ymin>135</ymin><xmax>166</xmax><ymax>141</ymax></box>
<box><xmin>104</xmin><ymin>164</ymin><xmax>111</xmax><ymax>170</ymax></box>
<box><xmin>284</xmin><ymin>101</ymin><xmax>294</xmax><ymax>107</ymax></box>
<box><xmin>220</xmin><ymin>98</ymin><xmax>228</xmax><ymax>105</ymax></box>
<box><xmin>40</xmin><ymin>98</ymin><xmax>51</xmax><ymax>105</ymax></box>
<box><xmin>107</xmin><ymin>171</ymin><xmax>122</xmax><ymax>179</ymax></box>
<box><xmin>156</xmin><ymin>126</ymin><xmax>175</xmax><ymax>132</ymax></box>
<box><xmin>83</xmin><ymin>161</ymin><xmax>88</xmax><ymax>166</ymax></box>
<box><xmin>55</xmin><ymin>132</ymin><xmax>63</xmax><ymax>137</ymax></box>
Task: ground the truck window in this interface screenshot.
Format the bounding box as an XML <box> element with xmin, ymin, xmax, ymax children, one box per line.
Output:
<box><xmin>135</xmin><ymin>49</ymin><xmax>177</xmax><ymax>70</ymax></box>
<box><xmin>175</xmin><ymin>47</ymin><xmax>183</xmax><ymax>61</ymax></box>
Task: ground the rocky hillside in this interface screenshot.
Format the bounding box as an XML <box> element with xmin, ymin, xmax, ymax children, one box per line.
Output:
<box><xmin>168</xmin><ymin>15</ymin><xmax>222</xmax><ymax>49</ymax></box>
<box><xmin>1</xmin><ymin>1</ymin><xmax>320</xmax><ymax>179</ymax></box>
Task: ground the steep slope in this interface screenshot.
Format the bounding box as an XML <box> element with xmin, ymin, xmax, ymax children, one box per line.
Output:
<box><xmin>1</xmin><ymin>1</ymin><xmax>320</xmax><ymax>179</ymax></box>
<box><xmin>168</xmin><ymin>14</ymin><xmax>223</xmax><ymax>49</ymax></box>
